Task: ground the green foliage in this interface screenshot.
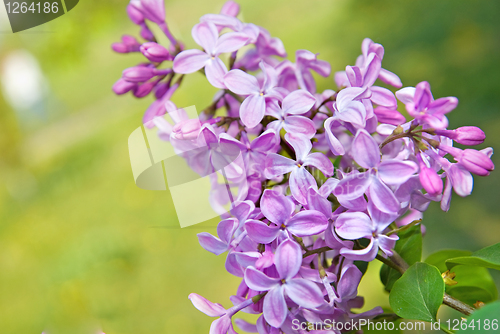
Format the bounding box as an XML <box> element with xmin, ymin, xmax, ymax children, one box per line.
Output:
<box><xmin>389</xmin><ymin>262</ymin><xmax>444</xmax><ymax>322</ymax></box>
<box><xmin>460</xmin><ymin>301</ymin><xmax>500</xmax><ymax>333</ymax></box>
<box><xmin>425</xmin><ymin>249</ymin><xmax>498</xmax><ymax>306</ymax></box>
<box><xmin>380</xmin><ymin>224</ymin><xmax>422</xmax><ymax>291</ymax></box>
<box><xmin>446</xmin><ymin>243</ymin><xmax>500</xmax><ymax>271</ymax></box>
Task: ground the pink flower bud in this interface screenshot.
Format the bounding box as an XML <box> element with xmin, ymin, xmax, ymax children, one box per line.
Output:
<box><xmin>459</xmin><ymin>149</ymin><xmax>494</xmax><ymax>176</ymax></box>
<box><xmin>112</xmin><ymin>79</ymin><xmax>137</xmax><ymax>95</ymax></box>
<box><xmin>436</xmin><ymin>126</ymin><xmax>486</xmax><ymax>146</ymax></box>
<box><xmin>134</xmin><ymin>80</ymin><xmax>156</xmax><ymax>98</ymax></box>
<box><xmin>127</xmin><ymin>2</ymin><xmax>144</xmax><ymax>25</ymax></box>
<box><xmin>220</xmin><ymin>0</ymin><xmax>240</xmax><ymax>17</ymax></box>
<box><xmin>111</xmin><ymin>43</ymin><xmax>129</xmax><ymax>53</ymax></box>
<box><xmin>122</xmin><ymin>66</ymin><xmax>156</xmax><ymax>82</ymax></box>
<box><xmin>140</xmin><ymin>0</ymin><xmax>165</xmax><ymax>24</ymax></box>
<box><xmin>172</xmin><ymin>119</ymin><xmax>202</xmax><ymax>140</ymax></box>
<box><xmin>373</xmin><ymin>106</ymin><xmax>406</xmax><ymax>126</ymax></box>
<box><xmin>140</xmin><ymin>42</ymin><xmax>171</xmax><ymax>62</ymax></box>
<box><xmin>454</xmin><ymin>126</ymin><xmax>486</xmax><ymax>146</ymax></box>
<box><xmin>140</xmin><ymin>23</ymin><xmax>155</xmax><ymax>41</ymax></box>
<box><xmin>419</xmin><ymin>163</ymin><xmax>443</xmax><ymax>196</ymax></box>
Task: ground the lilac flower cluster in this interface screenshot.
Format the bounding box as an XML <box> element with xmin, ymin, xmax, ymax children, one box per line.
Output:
<box><xmin>113</xmin><ymin>1</ymin><xmax>494</xmax><ymax>333</ymax></box>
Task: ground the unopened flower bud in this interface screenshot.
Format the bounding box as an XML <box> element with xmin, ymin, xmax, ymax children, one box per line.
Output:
<box><xmin>172</xmin><ymin>119</ymin><xmax>202</xmax><ymax>140</ymax></box>
<box><xmin>127</xmin><ymin>2</ymin><xmax>144</xmax><ymax>25</ymax></box>
<box><xmin>122</xmin><ymin>66</ymin><xmax>156</xmax><ymax>82</ymax></box>
<box><xmin>220</xmin><ymin>0</ymin><xmax>240</xmax><ymax>17</ymax></box>
<box><xmin>134</xmin><ymin>80</ymin><xmax>156</xmax><ymax>98</ymax></box>
<box><xmin>459</xmin><ymin>149</ymin><xmax>494</xmax><ymax>176</ymax></box>
<box><xmin>419</xmin><ymin>163</ymin><xmax>443</xmax><ymax>196</ymax></box>
<box><xmin>140</xmin><ymin>42</ymin><xmax>171</xmax><ymax>62</ymax></box>
<box><xmin>436</xmin><ymin>126</ymin><xmax>486</xmax><ymax>146</ymax></box>
<box><xmin>140</xmin><ymin>23</ymin><xmax>155</xmax><ymax>41</ymax></box>
<box><xmin>112</xmin><ymin>78</ymin><xmax>137</xmax><ymax>95</ymax></box>
<box><xmin>140</xmin><ymin>0</ymin><xmax>165</xmax><ymax>24</ymax></box>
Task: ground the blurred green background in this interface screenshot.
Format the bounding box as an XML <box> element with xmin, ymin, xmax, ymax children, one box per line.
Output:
<box><xmin>0</xmin><ymin>0</ymin><xmax>499</xmax><ymax>333</ymax></box>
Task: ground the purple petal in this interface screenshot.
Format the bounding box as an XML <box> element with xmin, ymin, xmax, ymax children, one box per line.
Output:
<box><xmin>205</xmin><ymin>57</ymin><xmax>228</xmax><ymax>89</ymax></box>
<box><xmin>240</xmin><ymin>94</ymin><xmax>266</xmax><ymax>128</ymax></box>
<box><xmin>362</xmin><ymin>53</ymin><xmax>382</xmax><ymax>87</ymax></box>
<box><xmin>245</xmin><ymin>220</ymin><xmax>281</xmax><ymax>244</ymax></box>
<box><xmin>260</xmin><ymin>61</ymin><xmax>278</xmax><ymax>92</ymax></box>
<box><xmin>318</xmin><ymin>178</ymin><xmax>339</xmax><ymax>197</ymax></box>
<box><xmin>346</xmin><ymin>65</ymin><xmax>363</xmax><ymax>87</ymax></box>
<box><xmin>378</xmin><ymin>160</ymin><xmax>418</xmax><ymax>185</ymax></box>
<box><xmin>287</xmin><ymin>210</ymin><xmax>328</xmax><ymax>237</ymax></box>
<box><xmin>351</xmin><ymin>129</ymin><xmax>380</xmax><ymax>168</ymax></box>
<box><xmin>226</xmin><ymin>252</ymin><xmax>244</xmax><ymax>277</ymax></box>
<box><xmin>336</xmin><ymin>87</ymin><xmax>371</xmax><ymax>110</ymax></box>
<box><xmin>260</xmin><ymin>189</ymin><xmax>294</xmax><ymax>225</ymax></box>
<box><xmin>210</xmin><ymin>315</ymin><xmax>232</xmax><ymax>334</ymax></box>
<box><xmin>289</xmin><ymin>167</ymin><xmax>317</xmax><ymax>205</ymax></box>
<box><xmin>307</xmin><ymin>188</ymin><xmax>332</xmax><ymax>218</ymax></box>
<box><xmin>224</xmin><ymin>69</ymin><xmax>260</xmax><ymax>95</ymax></box>
<box><xmin>197</xmin><ymin>124</ymin><xmax>219</xmax><ymax>146</ymax></box>
<box><xmin>283</xmin><ymin>116</ymin><xmax>317</xmax><ymax>139</ymax></box>
<box><xmin>188</xmin><ymin>293</ymin><xmax>226</xmax><ymax>317</ymax></box>
<box><xmin>251</xmin><ymin>129</ymin><xmax>279</xmax><ymax>152</ymax></box>
<box><xmin>337</xmin><ymin>100</ymin><xmax>367</xmax><ymax>128</ymax></box>
<box><xmin>333</xmin><ymin>172</ymin><xmax>371</xmax><ymax>200</ymax></box>
<box><xmin>303</xmin><ymin>152</ymin><xmax>334</xmax><ymax>177</ymax></box>
<box><xmin>244</xmin><ymin>266</ymin><xmax>280</xmax><ymax>291</ymax></box>
<box><xmin>337</xmin><ymin>265</ymin><xmax>362</xmax><ymax>301</ymax></box>
<box><xmin>324</xmin><ymin>118</ymin><xmax>345</xmax><ymax>155</ymax></box>
<box><xmin>215</xmin><ymin>32</ymin><xmax>249</xmax><ymax>54</ymax></box>
<box><xmin>338</xmin><ymin>195</ymin><xmax>367</xmax><ymax>211</ymax></box>
<box><xmin>192</xmin><ymin>22</ymin><xmax>218</xmax><ymax>54</ymax></box>
<box><xmin>427</xmin><ymin>97</ymin><xmax>458</xmax><ymax>115</ymax></box>
<box><xmin>275</xmin><ymin>239</ymin><xmax>303</xmax><ymax>280</ymax></box>
<box><xmin>197</xmin><ymin>232</ymin><xmax>228</xmax><ymax>255</ymax></box>
<box><xmin>263</xmin><ymin>286</ymin><xmax>287</xmax><ymax>328</ymax></box>
<box><xmin>395</xmin><ymin>87</ymin><xmax>416</xmax><ymax>104</ymax></box>
<box><xmin>340</xmin><ymin>238</ymin><xmax>378</xmax><ymax>262</ymax></box>
<box><xmin>284</xmin><ymin>278</ymin><xmax>325</xmax><ymax>308</ymax></box>
<box><xmin>172</xmin><ymin>49</ymin><xmax>210</xmax><ymax>73</ymax></box>
<box><xmin>370</xmin><ymin>86</ymin><xmax>397</xmax><ymax>108</ymax></box>
<box><xmin>449</xmin><ymin>164</ymin><xmax>473</xmax><ymax>197</ymax></box>
<box><xmin>369</xmin><ymin>177</ymin><xmax>400</xmax><ymax>213</ymax></box>
<box><xmin>378</xmin><ymin>234</ymin><xmax>399</xmax><ymax>256</ymax></box>
<box><xmin>285</xmin><ymin>133</ymin><xmax>312</xmax><ymax>162</ymax></box>
<box><xmin>234</xmin><ymin>319</ymin><xmax>258</xmax><ymax>333</ymax></box>
<box><xmin>230</xmin><ymin>200</ymin><xmax>255</xmax><ymax>224</ymax></box>
<box><xmin>367</xmin><ymin>200</ymin><xmax>398</xmax><ymax>229</ymax></box>
<box><xmin>414</xmin><ymin>81</ymin><xmax>433</xmax><ymax>111</ymax></box>
<box><xmin>309</xmin><ymin>58</ymin><xmax>331</xmax><ymax>77</ymax></box>
<box><xmin>373</xmin><ymin>106</ymin><xmax>406</xmax><ymax>125</ymax></box>
<box><xmin>378</xmin><ymin>68</ymin><xmax>402</xmax><ymax>88</ymax></box>
<box><xmin>264</xmin><ymin>154</ymin><xmax>296</xmax><ymax>178</ymax></box>
<box><xmin>217</xmin><ymin>218</ymin><xmax>238</xmax><ymax>244</ymax></box>
<box><xmin>335</xmin><ymin>212</ymin><xmax>373</xmax><ymax>240</ymax></box>
<box><xmin>282</xmin><ymin>90</ymin><xmax>316</xmax><ymax>115</ymax></box>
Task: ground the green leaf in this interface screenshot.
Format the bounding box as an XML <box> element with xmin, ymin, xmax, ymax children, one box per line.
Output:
<box><xmin>425</xmin><ymin>249</ymin><xmax>498</xmax><ymax>306</ymax></box>
<box><xmin>459</xmin><ymin>301</ymin><xmax>500</xmax><ymax>333</ymax></box>
<box><xmin>425</xmin><ymin>249</ymin><xmax>472</xmax><ymax>273</ymax></box>
<box><xmin>354</xmin><ymin>260</ymin><xmax>369</xmax><ymax>276</ymax></box>
<box><xmin>389</xmin><ymin>262</ymin><xmax>445</xmax><ymax>322</ymax></box>
<box><xmin>446</xmin><ymin>265</ymin><xmax>498</xmax><ymax>306</ymax></box>
<box><xmin>380</xmin><ymin>224</ymin><xmax>422</xmax><ymax>291</ymax></box>
<box><xmin>446</xmin><ymin>243</ymin><xmax>500</xmax><ymax>271</ymax></box>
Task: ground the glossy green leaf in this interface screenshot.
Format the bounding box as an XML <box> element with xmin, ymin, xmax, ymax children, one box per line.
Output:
<box><xmin>459</xmin><ymin>301</ymin><xmax>500</xmax><ymax>333</ymax></box>
<box><xmin>425</xmin><ymin>249</ymin><xmax>472</xmax><ymax>273</ymax></box>
<box><xmin>446</xmin><ymin>243</ymin><xmax>500</xmax><ymax>271</ymax></box>
<box><xmin>389</xmin><ymin>262</ymin><xmax>445</xmax><ymax>322</ymax></box>
<box><xmin>380</xmin><ymin>224</ymin><xmax>422</xmax><ymax>291</ymax></box>
<box><xmin>425</xmin><ymin>249</ymin><xmax>498</xmax><ymax>306</ymax></box>
<box><xmin>446</xmin><ymin>265</ymin><xmax>498</xmax><ymax>306</ymax></box>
